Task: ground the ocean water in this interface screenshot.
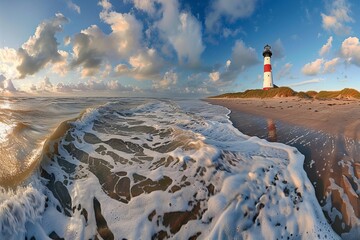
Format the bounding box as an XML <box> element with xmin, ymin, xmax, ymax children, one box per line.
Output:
<box><xmin>0</xmin><ymin>97</ymin><xmax>339</xmax><ymax>239</ymax></box>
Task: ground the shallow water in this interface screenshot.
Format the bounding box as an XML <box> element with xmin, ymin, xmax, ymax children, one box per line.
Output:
<box><xmin>228</xmin><ymin>109</ymin><xmax>360</xmax><ymax>238</ymax></box>
<box><xmin>0</xmin><ymin>97</ymin><xmax>339</xmax><ymax>239</ymax></box>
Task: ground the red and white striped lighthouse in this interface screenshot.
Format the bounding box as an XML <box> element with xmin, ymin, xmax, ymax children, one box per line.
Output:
<box><xmin>263</xmin><ymin>44</ymin><xmax>273</xmax><ymax>90</ymax></box>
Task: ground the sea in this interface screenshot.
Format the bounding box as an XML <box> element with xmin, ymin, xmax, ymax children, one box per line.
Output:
<box><xmin>0</xmin><ymin>97</ymin><xmax>343</xmax><ymax>239</ymax></box>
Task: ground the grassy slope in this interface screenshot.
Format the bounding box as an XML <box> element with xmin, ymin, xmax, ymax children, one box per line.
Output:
<box><xmin>209</xmin><ymin>87</ymin><xmax>360</xmax><ymax>99</ymax></box>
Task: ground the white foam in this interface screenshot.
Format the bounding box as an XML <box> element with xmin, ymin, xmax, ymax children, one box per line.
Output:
<box><xmin>0</xmin><ymin>181</ymin><xmax>45</xmax><ymax>240</ymax></box>
<box><xmin>18</xmin><ymin>99</ymin><xmax>341</xmax><ymax>239</ymax></box>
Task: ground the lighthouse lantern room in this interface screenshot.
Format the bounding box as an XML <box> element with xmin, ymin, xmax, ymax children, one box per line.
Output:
<box><xmin>263</xmin><ymin>44</ymin><xmax>274</xmax><ymax>90</ymax></box>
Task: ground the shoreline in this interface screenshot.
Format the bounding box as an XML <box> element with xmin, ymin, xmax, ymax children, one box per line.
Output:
<box><xmin>206</xmin><ymin>97</ymin><xmax>360</xmax><ymax>140</ymax></box>
<box><xmin>205</xmin><ymin>97</ymin><xmax>360</xmax><ymax>237</ymax></box>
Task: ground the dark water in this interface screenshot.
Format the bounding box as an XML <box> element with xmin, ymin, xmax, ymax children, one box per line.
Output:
<box><xmin>228</xmin><ymin>110</ymin><xmax>360</xmax><ymax>238</ymax></box>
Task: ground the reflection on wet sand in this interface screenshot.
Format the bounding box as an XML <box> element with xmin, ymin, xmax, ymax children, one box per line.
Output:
<box><xmin>267</xmin><ymin>119</ymin><xmax>277</xmax><ymax>142</ymax></box>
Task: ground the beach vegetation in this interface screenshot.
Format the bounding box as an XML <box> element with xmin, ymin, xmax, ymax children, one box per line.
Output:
<box><xmin>210</xmin><ymin>87</ymin><xmax>296</xmax><ymax>98</ymax></box>
<box><xmin>315</xmin><ymin>88</ymin><xmax>360</xmax><ymax>99</ymax></box>
<box><xmin>210</xmin><ymin>87</ymin><xmax>360</xmax><ymax>100</ymax></box>
<box><xmin>305</xmin><ymin>91</ymin><xmax>318</xmax><ymax>98</ymax></box>
<box><xmin>296</xmin><ymin>92</ymin><xmax>311</xmax><ymax>99</ymax></box>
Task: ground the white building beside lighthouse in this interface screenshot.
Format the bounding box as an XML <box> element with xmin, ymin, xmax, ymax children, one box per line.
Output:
<box><xmin>263</xmin><ymin>44</ymin><xmax>274</xmax><ymax>90</ymax></box>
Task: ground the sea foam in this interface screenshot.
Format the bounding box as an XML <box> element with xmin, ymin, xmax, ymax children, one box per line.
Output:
<box><xmin>10</xmin><ymin>99</ymin><xmax>340</xmax><ymax>239</ymax></box>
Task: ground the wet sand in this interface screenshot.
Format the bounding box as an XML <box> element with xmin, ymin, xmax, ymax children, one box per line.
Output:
<box><xmin>206</xmin><ymin>97</ymin><xmax>360</xmax><ymax>238</ymax></box>
<box><xmin>207</xmin><ymin>97</ymin><xmax>360</xmax><ymax>140</ymax></box>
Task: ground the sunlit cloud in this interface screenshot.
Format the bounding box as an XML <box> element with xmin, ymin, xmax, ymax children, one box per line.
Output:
<box><xmin>319</xmin><ymin>36</ymin><xmax>333</xmax><ymax>56</ymax></box>
<box><xmin>340</xmin><ymin>37</ymin><xmax>360</xmax><ymax>66</ymax></box>
<box><xmin>323</xmin><ymin>58</ymin><xmax>340</xmax><ymax>73</ymax></box>
<box><xmin>320</xmin><ymin>0</ymin><xmax>353</xmax><ymax>35</ymax></box>
<box><xmin>17</xmin><ymin>13</ymin><xmax>69</xmax><ymax>79</ymax></box>
<box><xmin>302</xmin><ymin>58</ymin><xmax>324</xmax><ymax>76</ymax></box>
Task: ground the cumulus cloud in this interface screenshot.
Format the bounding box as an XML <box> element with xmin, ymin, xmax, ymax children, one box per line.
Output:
<box><xmin>340</xmin><ymin>37</ymin><xmax>360</xmax><ymax>66</ymax></box>
<box><xmin>229</xmin><ymin>40</ymin><xmax>259</xmax><ymax>71</ymax></box>
<box><xmin>213</xmin><ymin>40</ymin><xmax>259</xmax><ymax>85</ymax></box>
<box><xmin>321</xmin><ymin>0</ymin><xmax>353</xmax><ymax>35</ymax></box>
<box><xmin>38</xmin><ymin>76</ymin><xmax>54</xmax><ymax>92</ymax></box>
<box><xmin>70</xmin><ymin>8</ymin><xmax>143</xmax><ymax>77</ymax></box>
<box><xmin>206</xmin><ymin>0</ymin><xmax>257</xmax><ymax>33</ymax></box>
<box><xmin>276</xmin><ymin>63</ymin><xmax>293</xmax><ymax>80</ymax></box>
<box><xmin>114</xmin><ymin>48</ymin><xmax>163</xmax><ymax>80</ymax></box>
<box><xmin>302</xmin><ymin>58</ymin><xmax>324</xmax><ymax>75</ymax></box>
<box><xmin>132</xmin><ymin>0</ymin><xmax>156</xmax><ymax>15</ymax></box>
<box><xmin>0</xmin><ymin>75</ymin><xmax>17</xmax><ymax>93</ymax></box>
<box><xmin>323</xmin><ymin>57</ymin><xmax>340</xmax><ymax>73</ymax></box>
<box><xmin>129</xmin><ymin>0</ymin><xmax>205</xmax><ymax>66</ymax></box>
<box><xmin>17</xmin><ymin>13</ymin><xmax>69</xmax><ymax>79</ymax></box>
<box><xmin>155</xmin><ymin>0</ymin><xmax>204</xmax><ymax>66</ymax></box>
<box><xmin>152</xmin><ymin>70</ymin><xmax>178</xmax><ymax>89</ymax></box>
<box><xmin>0</xmin><ymin>47</ymin><xmax>19</xmax><ymax>79</ymax></box>
<box><xmin>98</xmin><ymin>0</ymin><xmax>112</xmax><ymax>11</ymax></box>
<box><xmin>209</xmin><ymin>71</ymin><xmax>220</xmax><ymax>82</ymax></box>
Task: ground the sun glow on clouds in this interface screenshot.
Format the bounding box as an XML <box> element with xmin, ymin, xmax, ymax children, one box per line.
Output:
<box><xmin>0</xmin><ymin>0</ymin><xmax>360</xmax><ymax>96</ymax></box>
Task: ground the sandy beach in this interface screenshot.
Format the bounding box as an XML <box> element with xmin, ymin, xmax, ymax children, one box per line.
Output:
<box><xmin>207</xmin><ymin>97</ymin><xmax>360</xmax><ymax>140</ymax></box>
<box><xmin>207</xmin><ymin>97</ymin><xmax>360</xmax><ymax>237</ymax></box>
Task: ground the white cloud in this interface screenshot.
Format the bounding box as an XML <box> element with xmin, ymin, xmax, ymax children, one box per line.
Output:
<box><xmin>71</xmin><ymin>8</ymin><xmax>143</xmax><ymax>77</ymax></box>
<box><xmin>153</xmin><ymin>70</ymin><xmax>178</xmax><ymax>89</ymax></box>
<box><xmin>132</xmin><ymin>0</ymin><xmax>156</xmax><ymax>15</ymax></box>
<box><xmin>156</xmin><ymin>0</ymin><xmax>205</xmax><ymax>66</ymax></box>
<box><xmin>209</xmin><ymin>71</ymin><xmax>220</xmax><ymax>82</ymax></box>
<box><xmin>38</xmin><ymin>76</ymin><xmax>54</xmax><ymax>92</ymax></box>
<box><xmin>340</xmin><ymin>37</ymin><xmax>360</xmax><ymax>66</ymax></box>
<box><xmin>319</xmin><ymin>36</ymin><xmax>333</xmax><ymax>56</ymax></box>
<box><xmin>66</xmin><ymin>0</ymin><xmax>80</xmax><ymax>14</ymax></box>
<box><xmin>206</xmin><ymin>0</ymin><xmax>257</xmax><ymax>32</ymax></box>
<box><xmin>276</xmin><ymin>63</ymin><xmax>293</xmax><ymax>80</ymax></box>
<box><xmin>114</xmin><ymin>48</ymin><xmax>163</xmax><ymax>80</ymax></box>
<box><xmin>129</xmin><ymin>0</ymin><xmax>205</xmax><ymax>66</ymax></box>
<box><xmin>98</xmin><ymin>0</ymin><xmax>112</xmax><ymax>11</ymax></box>
<box><xmin>230</xmin><ymin>40</ymin><xmax>259</xmax><ymax>71</ymax></box>
<box><xmin>323</xmin><ymin>57</ymin><xmax>340</xmax><ymax>73</ymax></box>
<box><xmin>0</xmin><ymin>75</ymin><xmax>17</xmax><ymax>93</ymax></box>
<box><xmin>321</xmin><ymin>0</ymin><xmax>353</xmax><ymax>35</ymax></box>
<box><xmin>17</xmin><ymin>13</ymin><xmax>69</xmax><ymax>79</ymax></box>
<box><xmin>226</xmin><ymin>60</ymin><xmax>231</xmax><ymax>69</ymax></box>
<box><xmin>213</xmin><ymin>40</ymin><xmax>259</xmax><ymax>85</ymax></box>
<box><xmin>302</xmin><ymin>58</ymin><xmax>324</xmax><ymax>75</ymax></box>
<box><xmin>288</xmin><ymin>78</ymin><xmax>322</xmax><ymax>87</ymax></box>
<box><xmin>0</xmin><ymin>47</ymin><xmax>19</xmax><ymax>79</ymax></box>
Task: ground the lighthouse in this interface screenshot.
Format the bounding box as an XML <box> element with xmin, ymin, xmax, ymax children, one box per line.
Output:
<box><xmin>263</xmin><ymin>44</ymin><xmax>273</xmax><ymax>90</ymax></box>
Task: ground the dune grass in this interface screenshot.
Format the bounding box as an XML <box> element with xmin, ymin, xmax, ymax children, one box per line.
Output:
<box><xmin>211</xmin><ymin>87</ymin><xmax>296</xmax><ymax>99</ymax></box>
<box><xmin>315</xmin><ymin>88</ymin><xmax>360</xmax><ymax>99</ymax></box>
<box><xmin>210</xmin><ymin>87</ymin><xmax>360</xmax><ymax>99</ymax></box>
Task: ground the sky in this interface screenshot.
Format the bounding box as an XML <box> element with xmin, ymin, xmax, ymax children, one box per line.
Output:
<box><xmin>1</xmin><ymin>0</ymin><xmax>360</xmax><ymax>97</ymax></box>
